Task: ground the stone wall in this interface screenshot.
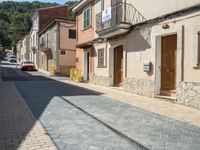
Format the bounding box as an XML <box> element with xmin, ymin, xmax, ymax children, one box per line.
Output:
<box><xmin>48</xmin><ymin>25</ymin><xmax>57</xmax><ymax>71</ymax></box>
<box><xmin>123</xmin><ymin>78</ymin><xmax>154</xmax><ymax>97</ymax></box>
<box><xmin>177</xmin><ymin>82</ymin><xmax>200</xmax><ymax>109</ymax></box>
<box><xmin>89</xmin><ymin>74</ymin><xmax>111</xmax><ymax>87</ymax></box>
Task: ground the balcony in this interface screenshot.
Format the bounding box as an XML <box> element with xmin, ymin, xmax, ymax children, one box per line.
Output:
<box><xmin>96</xmin><ymin>3</ymin><xmax>146</xmax><ymax>39</ymax></box>
<box><xmin>40</xmin><ymin>42</ymin><xmax>50</xmax><ymax>54</ymax></box>
<box><xmin>31</xmin><ymin>46</ymin><xmax>37</xmax><ymax>54</ymax></box>
<box><xmin>41</xmin><ymin>47</ymin><xmax>51</xmax><ymax>54</ymax></box>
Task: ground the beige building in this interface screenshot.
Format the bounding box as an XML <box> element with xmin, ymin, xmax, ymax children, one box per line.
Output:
<box><xmin>29</xmin><ymin>5</ymin><xmax>69</xmax><ymax>68</ymax></box>
<box><xmin>38</xmin><ymin>18</ymin><xmax>76</xmax><ymax>76</ymax></box>
<box><xmin>74</xmin><ymin>0</ymin><xmax>200</xmax><ymax>109</ymax></box>
<box><xmin>20</xmin><ymin>35</ymin><xmax>30</xmax><ymax>62</ymax></box>
<box><xmin>16</xmin><ymin>40</ymin><xmax>22</xmax><ymax>62</ymax></box>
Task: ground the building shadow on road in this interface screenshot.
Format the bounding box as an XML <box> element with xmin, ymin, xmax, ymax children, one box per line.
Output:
<box><xmin>1</xmin><ymin>65</ymin><xmax>151</xmax><ymax>150</ymax></box>
<box><xmin>0</xmin><ymin>65</ymin><xmax>105</xmax><ymax>149</ymax></box>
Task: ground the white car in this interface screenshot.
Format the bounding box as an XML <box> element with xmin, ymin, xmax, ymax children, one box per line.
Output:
<box><xmin>9</xmin><ymin>58</ymin><xmax>17</xmax><ymax>64</ymax></box>
<box><xmin>8</xmin><ymin>55</ymin><xmax>16</xmax><ymax>61</ymax></box>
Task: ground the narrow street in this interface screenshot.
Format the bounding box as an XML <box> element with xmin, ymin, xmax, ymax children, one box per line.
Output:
<box><xmin>0</xmin><ymin>62</ymin><xmax>200</xmax><ymax>150</ymax></box>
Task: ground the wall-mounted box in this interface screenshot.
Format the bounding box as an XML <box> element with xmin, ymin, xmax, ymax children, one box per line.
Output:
<box><xmin>144</xmin><ymin>61</ymin><xmax>152</xmax><ymax>72</ymax></box>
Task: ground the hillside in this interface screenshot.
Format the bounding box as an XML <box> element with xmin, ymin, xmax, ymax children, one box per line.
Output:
<box><xmin>0</xmin><ymin>1</ymin><xmax>77</xmax><ymax>50</ymax></box>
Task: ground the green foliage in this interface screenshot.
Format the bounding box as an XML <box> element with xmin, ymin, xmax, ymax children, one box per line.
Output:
<box><xmin>0</xmin><ymin>1</ymin><xmax>57</xmax><ymax>48</ymax></box>
<box><xmin>66</xmin><ymin>1</ymin><xmax>78</xmax><ymax>20</ymax></box>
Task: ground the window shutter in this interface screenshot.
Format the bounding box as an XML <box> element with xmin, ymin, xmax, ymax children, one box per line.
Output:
<box><xmin>83</xmin><ymin>7</ymin><xmax>91</xmax><ymax>29</ymax></box>
<box><xmin>98</xmin><ymin>49</ymin><xmax>104</xmax><ymax>68</ymax></box>
<box><xmin>84</xmin><ymin>9</ymin><xmax>86</xmax><ymax>28</ymax></box>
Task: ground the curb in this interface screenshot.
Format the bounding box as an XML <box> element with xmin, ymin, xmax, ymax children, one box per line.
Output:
<box><xmin>38</xmin><ymin>69</ymin><xmax>53</xmax><ymax>76</ymax></box>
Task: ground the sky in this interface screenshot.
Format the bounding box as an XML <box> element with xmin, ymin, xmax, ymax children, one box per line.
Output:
<box><xmin>0</xmin><ymin>0</ymin><xmax>77</xmax><ymax>4</ymax></box>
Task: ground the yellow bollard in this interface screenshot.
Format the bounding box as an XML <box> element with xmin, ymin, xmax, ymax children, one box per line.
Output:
<box><xmin>70</xmin><ymin>68</ymin><xmax>75</xmax><ymax>80</ymax></box>
<box><xmin>76</xmin><ymin>69</ymin><xmax>81</xmax><ymax>81</ymax></box>
<box><xmin>50</xmin><ymin>65</ymin><xmax>55</xmax><ymax>74</ymax></box>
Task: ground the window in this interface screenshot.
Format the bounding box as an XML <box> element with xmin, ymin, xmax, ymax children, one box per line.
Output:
<box><xmin>76</xmin><ymin>57</ymin><xmax>79</xmax><ymax>63</ymax></box>
<box><xmin>98</xmin><ymin>49</ymin><xmax>104</xmax><ymax>68</ymax></box>
<box><xmin>33</xmin><ymin>35</ymin><xmax>35</xmax><ymax>46</ymax></box>
<box><xmin>198</xmin><ymin>32</ymin><xmax>200</xmax><ymax>66</ymax></box>
<box><xmin>69</xmin><ymin>29</ymin><xmax>76</xmax><ymax>39</ymax></box>
<box><xmin>84</xmin><ymin>7</ymin><xmax>91</xmax><ymax>29</ymax></box>
<box><xmin>41</xmin><ymin>37</ymin><xmax>44</xmax><ymax>48</ymax></box>
<box><xmin>61</xmin><ymin>51</ymin><xmax>66</xmax><ymax>55</ymax></box>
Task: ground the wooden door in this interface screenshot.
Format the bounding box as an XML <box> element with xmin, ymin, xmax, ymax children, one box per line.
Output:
<box><xmin>161</xmin><ymin>34</ymin><xmax>177</xmax><ymax>91</ymax></box>
<box><xmin>114</xmin><ymin>46</ymin><xmax>123</xmax><ymax>86</ymax></box>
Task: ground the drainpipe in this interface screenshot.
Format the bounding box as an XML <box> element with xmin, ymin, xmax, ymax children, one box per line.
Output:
<box><xmin>181</xmin><ymin>25</ymin><xmax>185</xmax><ymax>81</ymax></box>
<box><xmin>37</xmin><ymin>33</ymin><xmax>40</xmax><ymax>69</ymax></box>
<box><xmin>56</xmin><ymin>23</ymin><xmax>60</xmax><ymax>73</ymax></box>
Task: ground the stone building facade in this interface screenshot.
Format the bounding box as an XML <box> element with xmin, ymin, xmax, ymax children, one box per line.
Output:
<box><xmin>29</xmin><ymin>5</ymin><xmax>69</xmax><ymax>68</ymax></box>
<box><xmin>38</xmin><ymin>18</ymin><xmax>76</xmax><ymax>76</ymax></box>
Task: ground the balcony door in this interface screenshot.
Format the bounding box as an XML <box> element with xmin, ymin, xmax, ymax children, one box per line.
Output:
<box><xmin>111</xmin><ymin>0</ymin><xmax>123</xmax><ymax>25</ymax></box>
<box><xmin>111</xmin><ymin>0</ymin><xmax>122</xmax><ymax>6</ymax></box>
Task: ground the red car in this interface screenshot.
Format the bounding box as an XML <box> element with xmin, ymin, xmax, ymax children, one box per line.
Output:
<box><xmin>20</xmin><ymin>61</ymin><xmax>37</xmax><ymax>71</ymax></box>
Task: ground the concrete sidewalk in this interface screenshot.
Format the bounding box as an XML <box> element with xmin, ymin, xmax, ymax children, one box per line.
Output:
<box><xmin>0</xmin><ymin>67</ymin><xmax>56</xmax><ymax>150</ymax></box>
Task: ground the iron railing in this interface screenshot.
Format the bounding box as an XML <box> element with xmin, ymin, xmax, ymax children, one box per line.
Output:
<box><xmin>96</xmin><ymin>2</ymin><xmax>146</xmax><ymax>32</ymax></box>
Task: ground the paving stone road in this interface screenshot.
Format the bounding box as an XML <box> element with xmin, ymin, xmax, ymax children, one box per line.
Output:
<box><xmin>1</xmin><ymin>63</ymin><xmax>200</xmax><ymax>150</ymax></box>
<box><xmin>0</xmin><ymin>63</ymin><xmax>56</xmax><ymax>150</ymax></box>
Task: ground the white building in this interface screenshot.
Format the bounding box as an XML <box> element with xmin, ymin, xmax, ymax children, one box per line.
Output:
<box><xmin>29</xmin><ymin>13</ymin><xmax>39</xmax><ymax>66</ymax></box>
<box><xmin>16</xmin><ymin>40</ymin><xmax>22</xmax><ymax>62</ymax></box>
<box><xmin>21</xmin><ymin>35</ymin><xmax>30</xmax><ymax>61</ymax></box>
<box><xmin>74</xmin><ymin>0</ymin><xmax>200</xmax><ymax>109</ymax></box>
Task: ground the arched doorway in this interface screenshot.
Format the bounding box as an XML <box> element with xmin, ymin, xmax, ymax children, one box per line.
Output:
<box><xmin>114</xmin><ymin>45</ymin><xmax>123</xmax><ymax>86</ymax></box>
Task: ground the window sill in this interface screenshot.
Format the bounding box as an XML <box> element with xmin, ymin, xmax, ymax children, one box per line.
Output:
<box><xmin>97</xmin><ymin>66</ymin><xmax>107</xmax><ymax>68</ymax></box>
<box><xmin>83</xmin><ymin>25</ymin><xmax>92</xmax><ymax>31</ymax></box>
<box><xmin>193</xmin><ymin>65</ymin><xmax>200</xmax><ymax>70</ymax></box>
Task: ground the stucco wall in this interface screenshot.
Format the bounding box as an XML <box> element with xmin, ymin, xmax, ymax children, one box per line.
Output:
<box><xmin>77</xmin><ymin>2</ymin><xmax>95</xmax><ymax>45</ymax></box>
<box><xmin>126</xmin><ymin>0</ymin><xmax>200</xmax><ymax>20</ymax></box>
<box><xmin>59</xmin><ymin>50</ymin><xmax>76</xmax><ymax>66</ymax></box>
<box><xmin>76</xmin><ymin>48</ymin><xmax>84</xmax><ymax>71</ymax></box>
<box><xmin>21</xmin><ymin>36</ymin><xmax>30</xmax><ymax>61</ymax></box>
<box><xmin>59</xmin><ymin>22</ymin><xmax>77</xmax><ymax>50</ymax></box>
<box><xmin>91</xmin><ymin>11</ymin><xmax>200</xmax><ymax>98</ymax></box>
<box><xmin>29</xmin><ymin>14</ymin><xmax>39</xmax><ymax>66</ymax></box>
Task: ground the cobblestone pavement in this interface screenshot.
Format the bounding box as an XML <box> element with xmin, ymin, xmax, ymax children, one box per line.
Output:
<box><xmin>0</xmin><ymin>64</ymin><xmax>56</xmax><ymax>150</ymax></box>
<box><xmin>62</xmin><ymin>80</ymin><xmax>200</xmax><ymax>128</ymax></box>
<box><xmin>1</xmin><ymin>63</ymin><xmax>200</xmax><ymax>150</ymax></box>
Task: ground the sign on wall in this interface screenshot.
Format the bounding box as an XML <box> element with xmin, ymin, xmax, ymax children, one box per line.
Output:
<box><xmin>102</xmin><ymin>7</ymin><xmax>112</xmax><ymax>24</ymax></box>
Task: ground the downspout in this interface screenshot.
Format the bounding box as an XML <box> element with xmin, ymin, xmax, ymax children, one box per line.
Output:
<box><xmin>181</xmin><ymin>25</ymin><xmax>185</xmax><ymax>81</ymax></box>
<box><xmin>37</xmin><ymin>32</ymin><xmax>40</xmax><ymax>68</ymax></box>
<box><xmin>56</xmin><ymin>23</ymin><xmax>61</xmax><ymax>74</ymax></box>
<box><xmin>125</xmin><ymin>40</ymin><xmax>127</xmax><ymax>78</ymax></box>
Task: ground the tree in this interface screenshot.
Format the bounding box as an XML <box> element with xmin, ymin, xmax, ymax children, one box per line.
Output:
<box><xmin>0</xmin><ymin>1</ymin><xmax>58</xmax><ymax>48</ymax></box>
<box><xmin>66</xmin><ymin>1</ymin><xmax>78</xmax><ymax>20</ymax></box>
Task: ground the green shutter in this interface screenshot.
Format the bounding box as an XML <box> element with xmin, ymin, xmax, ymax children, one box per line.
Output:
<box><xmin>84</xmin><ymin>10</ymin><xmax>87</xmax><ymax>28</ymax></box>
<box><xmin>84</xmin><ymin>7</ymin><xmax>91</xmax><ymax>29</ymax></box>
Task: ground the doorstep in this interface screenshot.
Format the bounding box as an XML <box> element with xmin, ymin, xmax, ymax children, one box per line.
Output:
<box><xmin>154</xmin><ymin>95</ymin><xmax>177</xmax><ymax>103</ymax></box>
